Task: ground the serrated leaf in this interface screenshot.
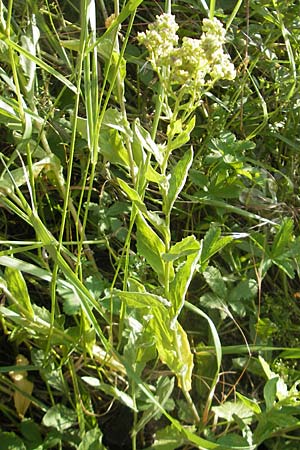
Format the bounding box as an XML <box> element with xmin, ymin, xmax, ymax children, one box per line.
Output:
<box><xmin>199</xmin><ymin>292</ymin><xmax>225</xmax><ymax>311</ymax></box>
<box><xmin>203</xmin><ymin>266</ymin><xmax>227</xmax><ymax>298</ymax></box>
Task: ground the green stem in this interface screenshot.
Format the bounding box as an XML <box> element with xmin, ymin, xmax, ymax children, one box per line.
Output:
<box><xmin>209</xmin><ymin>0</ymin><xmax>216</xmax><ymax>19</ymax></box>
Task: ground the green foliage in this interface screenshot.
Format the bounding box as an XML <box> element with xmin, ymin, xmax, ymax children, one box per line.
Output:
<box><xmin>1</xmin><ymin>0</ymin><xmax>300</xmax><ymax>449</ymax></box>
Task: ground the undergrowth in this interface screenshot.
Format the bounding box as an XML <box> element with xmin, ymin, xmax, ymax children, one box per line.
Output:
<box><xmin>0</xmin><ymin>0</ymin><xmax>300</xmax><ymax>449</ymax></box>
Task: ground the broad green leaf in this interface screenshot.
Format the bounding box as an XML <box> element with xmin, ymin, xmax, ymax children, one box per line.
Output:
<box><xmin>174</xmin><ymin>322</ymin><xmax>194</xmax><ymax>392</ymax></box>
<box><xmin>134</xmin><ymin>121</ymin><xmax>164</xmax><ymax>166</ymax></box>
<box><xmin>117</xmin><ymin>178</ymin><xmax>145</xmax><ymax>209</ymax></box>
<box><xmin>236</xmin><ymin>392</ymin><xmax>261</xmax><ymax>414</ymax></box>
<box><xmin>99</xmin><ymin>128</ymin><xmax>130</xmax><ymax>167</ymax></box>
<box><xmin>152</xmin><ymin>311</ymin><xmax>194</xmax><ymax>392</ymax></box>
<box><xmin>136</xmin><ymin>213</ymin><xmax>166</xmax><ymax>284</ymax></box>
<box><xmin>272</xmin><ymin>256</ymin><xmax>295</xmax><ymax>279</ymax></box>
<box><xmin>78</xmin><ymin>428</ymin><xmax>106</xmax><ymax>450</ymax></box>
<box><xmin>82</xmin><ymin>378</ymin><xmax>137</xmax><ymax>412</ymax></box>
<box><xmin>146</xmin><ymin>424</ymin><xmax>186</xmax><ymax>450</ymax></box>
<box><xmin>113</xmin><ymin>290</ymin><xmax>171</xmax><ymax>309</ymax></box>
<box><xmin>5</xmin><ymin>266</ymin><xmax>34</xmax><ymax>318</ymax></box>
<box><xmin>271</xmin><ymin>217</ymin><xmax>294</xmax><ymax>258</ymax></box>
<box><xmin>212</xmin><ymin>400</ymin><xmax>253</xmax><ymax>423</ymax></box>
<box><xmin>169</xmin><ymin>237</ymin><xmax>201</xmax><ymax>319</ymax></box>
<box><xmin>264</xmin><ymin>377</ymin><xmax>278</xmax><ymax>411</ymax></box>
<box><xmin>0</xmin><ymin>432</ymin><xmax>26</xmax><ymax>450</ymax></box>
<box><xmin>217</xmin><ymin>433</ymin><xmax>251</xmax><ymax>448</ymax></box>
<box><xmin>165</xmin><ymin>147</ymin><xmax>193</xmax><ymax>213</ymax></box>
<box><xmin>163</xmin><ymin>235</ymin><xmax>201</xmax><ymax>262</ymax></box>
<box><xmin>200</xmin><ymin>225</ymin><xmax>233</xmax><ymax>271</ymax></box>
<box><xmin>42</xmin><ymin>404</ymin><xmax>77</xmax><ymax>432</ymax></box>
<box><xmin>20</xmin><ymin>419</ymin><xmax>43</xmax><ymax>448</ymax></box>
<box><xmin>167</xmin><ymin>116</ymin><xmax>196</xmax><ymax>152</ymax></box>
<box><xmin>134</xmin><ymin>377</ymin><xmax>175</xmax><ymax>434</ymax></box>
<box><xmin>203</xmin><ymin>266</ymin><xmax>227</xmax><ymax>298</ymax></box>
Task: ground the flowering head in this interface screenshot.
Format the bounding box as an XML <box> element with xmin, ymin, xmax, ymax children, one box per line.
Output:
<box><xmin>138</xmin><ymin>14</ymin><xmax>236</xmax><ymax>100</ymax></box>
<box><xmin>137</xmin><ymin>14</ymin><xmax>179</xmax><ymax>70</ymax></box>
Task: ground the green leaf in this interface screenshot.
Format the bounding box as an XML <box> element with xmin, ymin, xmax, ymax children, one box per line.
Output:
<box><xmin>19</xmin><ymin>18</ymin><xmax>40</xmax><ymax>98</ymax></box>
<box><xmin>20</xmin><ymin>419</ymin><xmax>43</xmax><ymax>448</ymax></box>
<box><xmin>165</xmin><ymin>147</ymin><xmax>193</xmax><ymax>213</ymax></box>
<box><xmin>4</xmin><ymin>266</ymin><xmax>34</xmax><ymax>318</ymax></box>
<box><xmin>203</xmin><ymin>266</ymin><xmax>227</xmax><ymax>298</ymax></box>
<box><xmin>0</xmin><ymin>32</ymin><xmax>76</xmax><ymax>93</ymax></box>
<box><xmin>78</xmin><ymin>428</ymin><xmax>106</xmax><ymax>450</ymax></box>
<box><xmin>134</xmin><ymin>377</ymin><xmax>175</xmax><ymax>434</ymax></box>
<box><xmin>113</xmin><ymin>290</ymin><xmax>171</xmax><ymax>309</ymax></box>
<box><xmin>136</xmin><ymin>213</ymin><xmax>166</xmax><ymax>284</ymax></box>
<box><xmin>82</xmin><ymin>378</ymin><xmax>137</xmax><ymax>412</ymax></box>
<box><xmin>236</xmin><ymin>392</ymin><xmax>261</xmax><ymax>414</ymax></box>
<box><xmin>167</xmin><ymin>116</ymin><xmax>196</xmax><ymax>152</ymax></box>
<box><xmin>0</xmin><ymin>432</ymin><xmax>26</xmax><ymax>450</ymax></box>
<box><xmin>99</xmin><ymin>128</ymin><xmax>130</xmax><ymax>167</ymax></box>
<box><xmin>212</xmin><ymin>400</ymin><xmax>253</xmax><ymax>424</ymax></box>
<box><xmin>169</xmin><ymin>237</ymin><xmax>201</xmax><ymax>319</ymax></box>
<box><xmin>146</xmin><ymin>424</ymin><xmax>186</xmax><ymax>450</ymax></box>
<box><xmin>134</xmin><ymin>121</ymin><xmax>164</xmax><ymax>165</ymax></box>
<box><xmin>163</xmin><ymin>235</ymin><xmax>201</xmax><ymax>262</ymax></box>
<box><xmin>152</xmin><ymin>312</ymin><xmax>194</xmax><ymax>392</ymax></box>
<box><xmin>42</xmin><ymin>404</ymin><xmax>77</xmax><ymax>432</ymax></box>
<box><xmin>264</xmin><ymin>377</ymin><xmax>278</xmax><ymax>411</ymax></box>
<box><xmin>271</xmin><ymin>218</ymin><xmax>294</xmax><ymax>258</ymax></box>
<box><xmin>200</xmin><ymin>225</ymin><xmax>233</xmax><ymax>271</ymax></box>
<box><xmin>132</xmin><ymin>119</ymin><xmax>146</xmax><ymax>168</ymax></box>
<box><xmin>217</xmin><ymin>433</ymin><xmax>251</xmax><ymax>448</ymax></box>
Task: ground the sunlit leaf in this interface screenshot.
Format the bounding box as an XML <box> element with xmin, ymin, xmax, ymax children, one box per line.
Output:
<box><xmin>5</xmin><ymin>266</ymin><xmax>34</xmax><ymax>318</ymax></box>
<box><xmin>136</xmin><ymin>213</ymin><xmax>166</xmax><ymax>284</ymax></box>
<box><xmin>42</xmin><ymin>404</ymin><xmax>77</xmax><ymax>432</ymax></box>
<box><xmin>165</xmin><ymin>147</ymin><xmax>193</xmax><ymax>213</ymax></box>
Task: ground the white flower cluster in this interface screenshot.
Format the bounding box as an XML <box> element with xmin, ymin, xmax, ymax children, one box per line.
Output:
<box><xmin>138</xmin><ymin>13</ymin><xmax>179</xmax><ymax>70</ymax></box>
<box><xmin>138</xmin><ymin>14</ymin><xmax>236</xmax><ymax>97</ymax></box>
